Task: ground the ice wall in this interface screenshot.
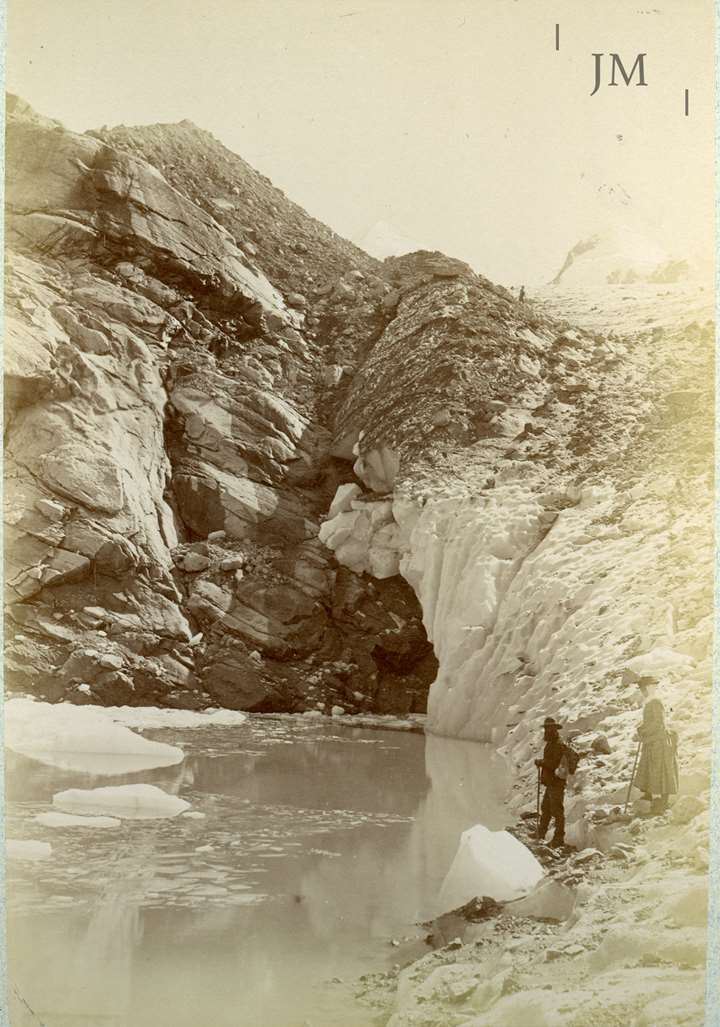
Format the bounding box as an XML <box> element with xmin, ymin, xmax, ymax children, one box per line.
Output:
<box><xmin>394</xmin><ymin>480</ymin><xmax>701</xmax><ymax>742</ymax></box>
<box><xmin>320</xmin><ymin>469</ymin><xmax>710</xmax><ymax>754</ymax></box>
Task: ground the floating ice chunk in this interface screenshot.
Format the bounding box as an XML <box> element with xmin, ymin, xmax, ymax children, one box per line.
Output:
<box><xmin>438</xmin><ymin>825</ymin><xmax>543</xmax><ymax>910</ymax></box>
<box><xmin>100</xmin><ymin>706</ymin><xmax>249</xmax><ymax>729</ymax></box>
<box><xmin>7</xmin><ymin>839</ymin><xmax>52</xmax><ymax>860</ymax></box>
<box><xmin>53</xmin><ymin>784</ymin><xmax>191</xmax><ymax>819</ymax></box>
<box><xmin>181</xmin><ymin>811</ymin><xmax>206</xmax><ymax>819</ymax></box>
<box><xmin>5</xmin><ymin>698</ymin><xmax>184</xmax><ymax>775</ymax></box>
<box><xmin>35</xmin><ymin>812</ymin><xmax>121</xmax><ymax>829</ymax></box>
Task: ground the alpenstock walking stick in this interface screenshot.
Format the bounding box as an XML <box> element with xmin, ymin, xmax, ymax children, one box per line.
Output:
<box><xmin>536</xmin><ymin>765</ymin><xmax>541</xmax><ymax>838</ymax></box>
<box><xmin>624</xmin><ymin>740</ymin><xmax>642</xmax><ymax>814</ymax></box>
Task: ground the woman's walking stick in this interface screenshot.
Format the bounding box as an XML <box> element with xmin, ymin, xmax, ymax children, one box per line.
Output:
<box><xmin>623</xmin><ymin>741</ymin><xmax>642</xmax><ymax>814</ymax></box>
<box><xmin>536</xmin><ymin>765</ymin><xmax>542</xmax><ymax>838</ymax></box>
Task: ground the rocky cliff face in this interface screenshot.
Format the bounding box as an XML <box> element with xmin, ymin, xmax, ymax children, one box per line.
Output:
<box><xmin>4</xmin><ymin>95</ymin><xmax>436</xmax><ymax>715</ymax></box>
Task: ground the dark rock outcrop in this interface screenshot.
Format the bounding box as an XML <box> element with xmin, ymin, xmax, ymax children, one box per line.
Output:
<box><xmin>4</xmin><ymin>96</ymin><xmax>436</xmax><ymax>713</ymax></box>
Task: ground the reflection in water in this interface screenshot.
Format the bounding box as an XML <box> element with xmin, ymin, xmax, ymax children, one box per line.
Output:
<box><xmin>6</xmin><ymin>718</ymin><xmax>508</xmax><ymax>1027</ymax></box>
<box><xmin>68</xmin><ymin>893</ymin><xmax>141</xmax><ymax>1022</ymax></box>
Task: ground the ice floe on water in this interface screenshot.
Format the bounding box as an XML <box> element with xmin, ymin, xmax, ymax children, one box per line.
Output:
<box><xmin>101</xmin><ymin>706</ymin><xmax>249</xmax><ymax>730</ymax></box>
<box><xmin>5</xmin><ymin>698</ymin><xmax>185</xmax><ymax>774</ymax></box>
<box><xmin>7</xmin><ymin>840</ymin><xmax>52</xmax><ymax>861</ymax></box>
<box><xmin>53</xmin><ymin>784</ymin><xmax>191</xmax><ymax>819</ymax></box>
<box><xmin>35</xmin><ymin>812</ymin><xmax>121</xmax><ymax>829</ymax></box>
<box><xmin>7</xmin><ymin>721</ymin><xmax>434</xmax><ymax>928</ymax></box>
<box><xmin>274</xmin><ymin>711</ymin><xmax>426</xmax><ymax>733</ymax></box>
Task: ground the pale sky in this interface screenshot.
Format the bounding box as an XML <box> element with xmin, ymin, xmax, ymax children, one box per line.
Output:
<box><xmin>7</xmin><ymin>0</ymin><xmax>715</xmax><ymax>286</ymax></box>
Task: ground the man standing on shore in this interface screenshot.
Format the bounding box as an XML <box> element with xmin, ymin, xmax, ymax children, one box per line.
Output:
<box><xmin>535</xmin><ymin>716</ymin><xmax>566</xmax><ymax>847</ymax></box>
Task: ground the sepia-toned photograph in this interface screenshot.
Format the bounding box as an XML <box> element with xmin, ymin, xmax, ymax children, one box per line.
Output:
<box><xmin>2</xmin><ymin>2</ymin><xmax>716</xmax><ymax>1025</ymax></box>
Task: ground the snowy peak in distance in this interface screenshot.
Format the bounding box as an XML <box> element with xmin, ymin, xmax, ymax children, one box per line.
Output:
<box><xmin>551</xmin><ymin>224</ymin><xmax>667</xmax><ymax>286</ymax></box>
<box><xmin>550</xmin><ymin>224</ymin><xmax>706</xmax><ymax>288</ymax></box>
<box><xmin>552</xmin><ymin>181</ymin><xmax>708</xmax><ymax>287</ymax></box>
<box><xmin>358</xmin><ymin>220</ymin><xmax>428</xmax><ymax>260</ymax></box>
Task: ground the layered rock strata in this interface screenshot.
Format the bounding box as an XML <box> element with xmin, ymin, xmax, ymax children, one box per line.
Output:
<box><xmin>4</xmin><ymin>96</ymin><xmax>435</xmax><ymax>714</ymax></box>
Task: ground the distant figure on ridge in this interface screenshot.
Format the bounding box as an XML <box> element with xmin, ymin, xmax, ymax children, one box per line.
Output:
<box><xmin>632</xmin><ymin>685</ymin><xmax>679</xmax><ymax>815</ymax></box>
<box><xmin>518</xmin><ymin>285</ymin><xmax>526</xmax><ymax>303</ymax></box>
<box><xmin>534</xmin><ymin>716</ymin><xmax>566</xmax><ymax>848</ymax></box>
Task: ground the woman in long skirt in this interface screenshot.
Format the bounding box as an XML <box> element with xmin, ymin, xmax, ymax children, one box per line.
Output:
<box><xmin>634</xmin><ymin>697</ymin><xmax>679</xmax><ymax>813</ymax></box>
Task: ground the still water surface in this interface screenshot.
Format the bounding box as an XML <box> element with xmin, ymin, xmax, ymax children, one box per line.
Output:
<box><xmin>6</xmin><ymin>716</ymin><xmax>508</xmax><ymax>1027</ymax></box>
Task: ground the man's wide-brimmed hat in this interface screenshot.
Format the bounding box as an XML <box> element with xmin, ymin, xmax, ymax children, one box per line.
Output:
<box><xmin>543</xmin><ymin>716</ymin><xmax>561</xmax><ymax>727</ymax></box>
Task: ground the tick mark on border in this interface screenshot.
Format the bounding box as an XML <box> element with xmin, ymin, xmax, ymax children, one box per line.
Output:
<box><xmin>684</xmin><ymin>88</ymin><xmax>689</xmax><ymax>116</ymax></box>
<box><xmin>555</xmin><ymin>23</ymin><xmax>560</xmax><ymax>50</ymax></box>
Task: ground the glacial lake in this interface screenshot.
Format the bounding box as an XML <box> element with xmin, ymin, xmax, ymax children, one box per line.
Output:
<box><xmin>5</xmin><ymin>715</ymin><xmax>509</xmax><ymax>1027</ymax></box>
